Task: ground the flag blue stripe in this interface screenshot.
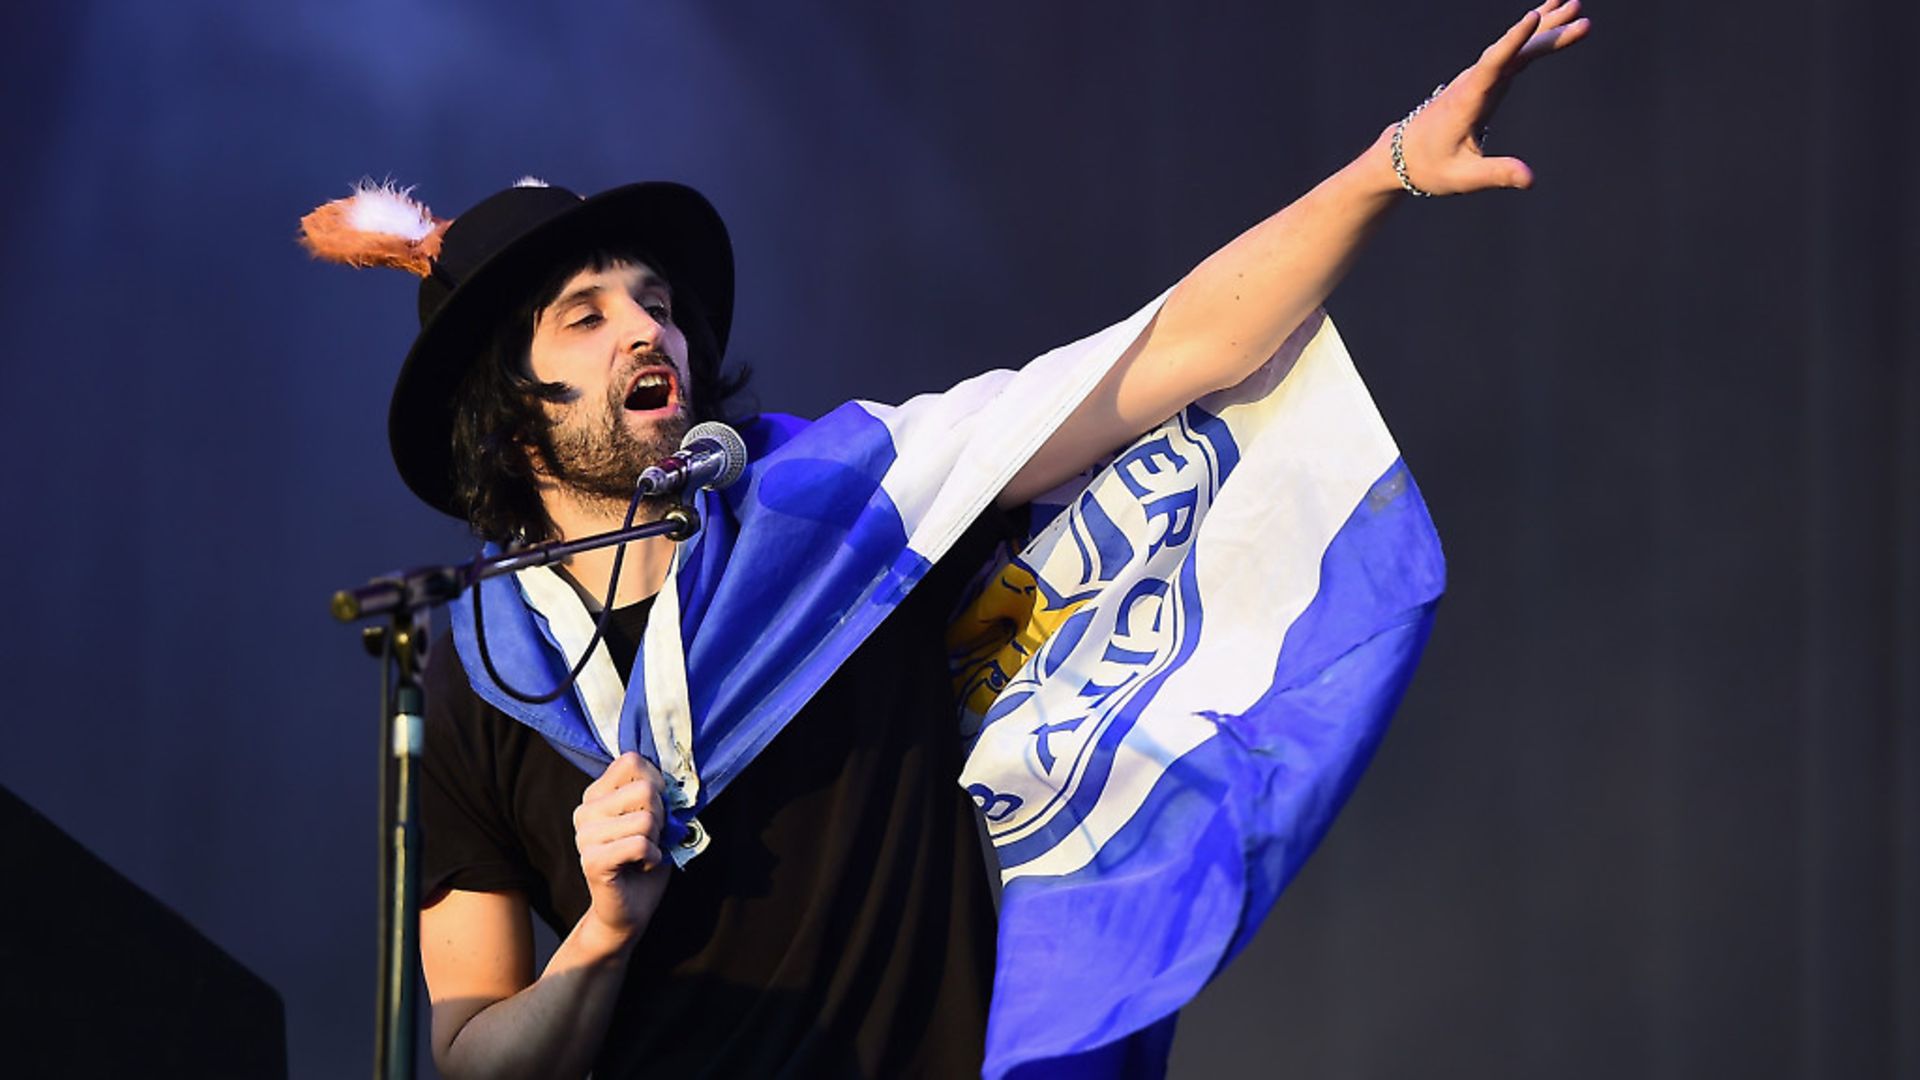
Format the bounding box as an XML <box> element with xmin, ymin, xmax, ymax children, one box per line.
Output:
<box><xmin>1182</xmin><ymin>406</ymin><xmax>1239</xmax><ymax>496</ymax></box>
<box><xmin>451</xmin><ymin>571</ymin><xmax>606</xmax><ymax>760</ymax></box>
<box><xmin>672</xmin><ymin>403</ymin><xmax>921</xmax><ymax>791</ymax></box>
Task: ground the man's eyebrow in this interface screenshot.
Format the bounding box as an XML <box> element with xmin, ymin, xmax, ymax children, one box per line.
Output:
<box><xmin>547</xmin><ymin>283</ymin><xmax>605</xmax><ymax>314</ymax></box>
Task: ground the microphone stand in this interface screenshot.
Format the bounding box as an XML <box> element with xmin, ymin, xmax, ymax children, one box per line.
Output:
<box><xmin>332</xmin><ymin>500</ymin><xmax>701</xmax><ymax>1080</ymax></box>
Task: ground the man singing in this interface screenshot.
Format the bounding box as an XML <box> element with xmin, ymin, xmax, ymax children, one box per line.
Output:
<box><xmin>302</xmin><ymin>5</ymin><xmax>1588</xmax><ymax>1076</ymax></box>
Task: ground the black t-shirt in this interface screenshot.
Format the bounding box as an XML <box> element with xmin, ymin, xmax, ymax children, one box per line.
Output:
<box><xmin>420</xmin><ymin>519</ymin><xmax>1005</xmax><ymax>1079</ymax></box>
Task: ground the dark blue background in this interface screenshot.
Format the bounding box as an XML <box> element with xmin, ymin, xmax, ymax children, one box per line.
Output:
<box><xmin>2</xmin><ymin>2</ymin><xmax>1913</xmax><ymax>1077</ymax></box>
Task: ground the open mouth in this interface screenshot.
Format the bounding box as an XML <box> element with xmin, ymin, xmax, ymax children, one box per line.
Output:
<box><xmin>623</xmin><ymin>369</ymin><xmax>676</xmax><ymax>414</ymax></box>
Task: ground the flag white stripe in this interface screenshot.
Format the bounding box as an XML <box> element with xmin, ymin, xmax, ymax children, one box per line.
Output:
<box><xmin>969</xmin><ymin>314</ymin><xmax>1400</xmax><ymax>882</ymax></box>
<box><xmin>869</xmin><ymin>291</ymin><xmax>1173</xmax><ymax>565</ymax></box>
<box><xmin>513</xmin><ymin>565</ymin><xmax>624</xmax><ymax>758</ymax></box>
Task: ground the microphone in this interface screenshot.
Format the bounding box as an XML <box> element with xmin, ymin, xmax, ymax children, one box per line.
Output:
<box><xmin>635</xmin><ymin>421</ymin><xmax>749</xmax><ymax>497</ymax></box>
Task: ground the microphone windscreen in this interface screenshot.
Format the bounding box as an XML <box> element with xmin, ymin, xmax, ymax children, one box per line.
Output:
<box><xmin>682</xmin><ymin>421</ymin><xmax>749</xmax><ymax>489</ymax></box>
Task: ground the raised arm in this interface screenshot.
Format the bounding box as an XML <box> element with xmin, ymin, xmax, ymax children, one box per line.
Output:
<box><xmin>1000</xmin><ymin>0</ymin><xmax>1590</xmax><ymax>507</ymax></box>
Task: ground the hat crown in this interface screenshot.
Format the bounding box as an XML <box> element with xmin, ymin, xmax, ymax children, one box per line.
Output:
<box><xmin>417</xmin><ymin>184</ymin><xmax>585</xmax><ymax>326</ymax></box>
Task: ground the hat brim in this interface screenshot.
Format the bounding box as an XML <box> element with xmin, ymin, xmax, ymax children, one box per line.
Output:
<box><xmin>388</xmin><ymin>181</ymin><xmax>734</xmax><ymax>519</ymax></box>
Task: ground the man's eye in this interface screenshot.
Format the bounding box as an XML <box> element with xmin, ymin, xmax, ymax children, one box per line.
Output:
<box><xmin>643</xmin><ymin>301</ymin><xmax>672</xmax><ymax>322</ymax></box>
<box><xmin>568</xmin><ymin>312</ymin><xmax>603</xmax><ymax>330</ymax></box>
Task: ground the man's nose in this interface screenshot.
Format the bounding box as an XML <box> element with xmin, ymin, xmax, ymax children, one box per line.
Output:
<box><xmin>620</xmin><ymin>299</ymin><xmax>663</xmax><ymax>354</ymax></box>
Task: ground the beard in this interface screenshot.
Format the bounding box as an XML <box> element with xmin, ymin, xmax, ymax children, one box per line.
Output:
<box><xmin>540</xmin><ymin>376</ymin><xmax>691</xmax><ymax>518</ymax></box>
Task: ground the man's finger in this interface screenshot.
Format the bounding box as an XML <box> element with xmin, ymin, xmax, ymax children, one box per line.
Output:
<box><xmin>589</xmin><ymin>834</ymin><xmax>665</xmax><ymax>876</ymax></box>
<box><xmin>1518</xmin><ymin>19</ymin><xmax>1591</xmax><ymax>63</ymax></box>
<box><xmin>582</xmin><ymin>779</ymin><xmax>664</xmax><ymax>822</ymax></box>
<box><xmin>577</xmin><ymin>810</ymin><xmax>660</xmax><ymax>849</ymax></box>
<box><xmin>582</xmin><ymin>751</ymin><xmax>646</xmax><ymax>800</ymax></box>
<box><xmin>1538</xmin><ymin>0</ymin><xmax>1583</xmax><ymax>31</ymax></box>
<box><xmin>1474</xmin><ymin>10</ymin><xmax>1543</xmax><ymax>83</ymax></box>
<box><xmin>574</xmin><ymin>778</ymin><xmax>663</xmax><ymax>835</ymax></box>
<box><xmin>614</xmin><ymin>778</ymin><xmax>665</xmax><ymax>814</ymax></box>
<box><xmin>1476</xmin><ymin>155</ymin><xmax>1535</xmax><ymax>191</ymax></box>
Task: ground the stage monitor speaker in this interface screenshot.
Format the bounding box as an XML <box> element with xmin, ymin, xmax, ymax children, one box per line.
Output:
<box><xmin>0</xmin><ymin>783</ymin><xmax>287</xmax><ymax>1079</ymax></box>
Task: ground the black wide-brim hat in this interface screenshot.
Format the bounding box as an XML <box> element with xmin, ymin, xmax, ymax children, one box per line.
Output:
<box><xmin>389</xmin><ymin>181</ymin><xmax>733</xmax><ymax>518</ymax></box>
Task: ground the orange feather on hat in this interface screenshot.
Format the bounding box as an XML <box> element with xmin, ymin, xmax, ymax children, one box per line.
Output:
<box><xmin>298</xmin><ymin>179</ymin><xmax>451</xmax><ymax>277</ymax></box>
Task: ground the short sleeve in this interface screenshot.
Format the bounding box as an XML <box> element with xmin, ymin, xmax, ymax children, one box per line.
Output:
<box><xmin>419</xmin><ymin>633</ymin><xmax>543</xmax><ymax>901</ymax></box>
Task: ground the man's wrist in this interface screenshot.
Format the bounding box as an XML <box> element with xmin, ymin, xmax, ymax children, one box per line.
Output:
<box><xmin>1353</xmin><ymin>126</ymin><xmax>1405</xmax><ymax>199</ymax></box>
<box><xmin>1320</xmin><ymin>127</ymin><xmax>1404</xmax><ymax>210</ymax></box>
<box><xmin>574</xmin><ymin>909</ymin><xmax>645</xmax><ymax>964</ymax></box>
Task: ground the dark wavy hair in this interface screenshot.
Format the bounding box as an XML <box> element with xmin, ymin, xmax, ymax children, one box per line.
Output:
<box><xmin>448</xmin><ymin>245</ymin><xmax>752</xmax><ymax>545</ymax></box>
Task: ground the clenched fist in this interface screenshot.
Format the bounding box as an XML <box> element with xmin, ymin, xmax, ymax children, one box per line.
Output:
<box><xmin>574</xmin><ymin>750</ymin><xmax>673</xmax><ymax>942</ymax></box>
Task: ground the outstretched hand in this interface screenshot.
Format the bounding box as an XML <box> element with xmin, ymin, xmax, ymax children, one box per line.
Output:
<box><xmin>1395</xmin><ymin>0</ymin><xmax>1592</xmax><ymax>195</ymax></box>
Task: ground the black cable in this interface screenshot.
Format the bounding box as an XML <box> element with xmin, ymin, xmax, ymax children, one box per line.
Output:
<box><xmin>472</xmin><ymin>483</ymin><xmax>648</xmax><ymax>705</ymax></box>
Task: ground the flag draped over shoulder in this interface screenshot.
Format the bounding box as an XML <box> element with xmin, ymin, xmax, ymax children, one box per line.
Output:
<box><xmin>448</xmin><ymin>293</ymin><xmax>1170</xmax><ymax>854</ymax></box>
<box><xmin>951</xmin><ymin>311</ymin><xmax>1444</xmax><ymax>1078</ymax></box>
<box><xmin>444</xmin><ymin>296</ymin><xmax>1442</xmax><ymax>1075</ymax></box>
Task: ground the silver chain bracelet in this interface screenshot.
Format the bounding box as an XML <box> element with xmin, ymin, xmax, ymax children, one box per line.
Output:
<box><xmin>1391</xmin><ymin>83</ymin><xmax>1449</xmax><ymax>198</ymax></box>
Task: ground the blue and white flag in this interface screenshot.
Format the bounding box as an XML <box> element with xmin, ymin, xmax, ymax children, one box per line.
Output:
<box><xmin>446</xmin><ymin>297</ymin><xmax>1442</xmax><ymax>1074</ymax></box>
<box><xmin>951</xmin><ymin>311</ymin><xmax>1443</xmax><ymax>1077</ymax></box>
